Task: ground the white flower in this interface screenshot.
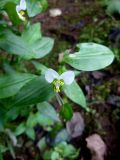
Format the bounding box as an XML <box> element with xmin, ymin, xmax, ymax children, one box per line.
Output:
<box><xmin>16</xmin><ymin>0</ymin><xmax>26</xmax><ymax>21</ymax></box>
<box><xmin>45</xmin><ymin>69</ymin><xmax>75</xmax><ymax>92</ymax></box>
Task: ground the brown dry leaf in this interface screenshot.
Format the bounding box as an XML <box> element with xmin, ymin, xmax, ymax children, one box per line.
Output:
<box><xmin>86</xmin><ymin>134</ymin><xmax>106</xmax><ymax>160</ymax></box>
<box><xmin>66</xmin><ymin>112</ymin><xmax>85</xmax><ymax>138</ymax></box>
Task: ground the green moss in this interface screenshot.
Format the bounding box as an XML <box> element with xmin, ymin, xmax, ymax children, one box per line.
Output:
<box><xmin>94</xmin><ymin>82</ymin><xmax>111</xmax><ymax>101</ymax></box>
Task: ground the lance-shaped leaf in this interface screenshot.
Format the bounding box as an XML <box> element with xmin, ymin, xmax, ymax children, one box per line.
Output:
<box><xmin>64</xmin><ymin>43</ymin><xmax>114</xmax><ymax>71</ymax></box>
<box><xmin>0</xmin><ymin>0</ymin><xmax>18</xmax><ymax>9</ymax></box>
<box><xmin>63</xmin><ymin>81</ymin><xmax>87</xmax><ymax>109</ymax></box>
<box><xmin>0</xmin><ymin>73</ymin><xmax>36</xmax><ymax>99</ymax></box>
<box><xmin>5</xmin><ymin>2</ymin><xmax>21</xmax><ymax>26</ymax></box>
<box><xmin>8</xmin><ymin>76</ymin><xmax>54</xmax><ymax>108</ymax></box>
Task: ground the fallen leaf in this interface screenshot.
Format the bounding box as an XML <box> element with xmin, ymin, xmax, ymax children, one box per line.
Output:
<box><xmin>86</xmin><ymin>134</ymin><xmax>106</xmax><ymax>160</ymax></box>
<box><xmin>66</xmin><ymin>112</ymin><xmax>85</xmax><ymax>138</ymax></box>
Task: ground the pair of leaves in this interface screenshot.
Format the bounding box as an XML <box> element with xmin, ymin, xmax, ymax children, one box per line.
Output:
<box><xmin>0</xmin><ymin>23</ymin><xmax>54</xmax><ymax>60</ymax></box>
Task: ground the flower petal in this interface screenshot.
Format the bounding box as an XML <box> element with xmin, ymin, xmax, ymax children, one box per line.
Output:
<box><xmin>45</xmin><ymin>69</ymin><xmax>59</xmax><ymax>83</ymax></box>
<box><xmin>16</xmin><ymin>5</ymin><xmax>26</xmax><ymax>21</ymax></box>
<box><xmin>20</xmin><ymin>0</ymin><xmax>26</xmax><ymax>10</ymax></box>
<box><xmin>16</xmin><ymin>5</ymin><xmax>21</xmax><ymax>13</ymax></box>
<box><xmin>60</xmin><ymin>71</ymin><xmax>75</xmax><ymax>85</ymax></box>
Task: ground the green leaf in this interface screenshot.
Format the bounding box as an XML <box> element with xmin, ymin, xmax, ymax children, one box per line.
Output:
<box><xmin>36</xmin><ymin>112</ymin><xmax>53</xmax><ymax>126</ymax></box>
<box><xmin>0</xmin><ymin>144</ymin><xmax>8</xmax><ymax>153</ymax></box>
<box><xmin>25</xmin><ymin>127</ymin><xmax>35</xmax><ymax>140</ymax></box>
<box><xmin>0</xmin><ymin>107</ymin><xmax>7</xmax><ymax>128</ymax></box>
<box><xmin>5</xmin><ymin>2</ymin><xmax>21</xmax><ymax>25</ymax></box>
<box><xmin>7</xmin><ymin>139</ymin><xmax>16</xmax><ymax>159</ymax></box>
<box><xmin>106</xmin><ymin>0</ymin><xmax>120</xmax><ymax>15</ymax></box>
<box><xmin>63</xmin><ymin>145</ymin><xmax>79</xmax><ymax>158</ymax></box>
<box><xmin>60</xmin><ymin>103</ymin><xmax>73</xmax><ymax>121</ymax></box>
<box><xmin>26</xmin><ymin>113</ymin><xmax>38</xmax><ymax>127</ymax></box>
<box><xmin>0</xmin><ymin>73</ymin><xmax>36</xmax><ymax>99</ymax></box>
<box><xmin>64</xmin><ymin>43</ymin><xmax>114</xmax><ymax>71</ymax></box>
<box><xmin>0</xmin><ymin>28</ymin><xmax>54</xmax><ymax>60</ymax></box>
<box><xmin>22</xmin><ymin>23</ymin><xmax>42</xmax><ymax>44</ymax></box>
<box><xmin>37</xmin><ymin>137</ymin><xmax>47</xmax><ymax>151</ymax></box>
<box><xmin>43</xmin><ymin>150</ymin><xmax>53</xmax><ymax>160</ymax></box>
<box><xmin>54</xmin><ymin>129</ymin><xmax>70</xmax><ymax>144</ymax></box>
<box><xmin>15</xmin><ymin>123</ymin><xmax>26</xmax><ymax>136</ymax></box>
<box><xmin>26</xmin><ymin>112</ymin><xmax>53</xmax><ymax>128</ymax></box>
<box><xmin>37</xmin><ymin>102</ymin><xmax>60</xmax><ymax>122</ymax></box>
<box><xmin>5</xmin><ymin>107</ymin><xmax>21</xmax><ymax>121</ymax></box>
<box><xmin>0</xmin><ymin>30</ymin><xmax>34</xmax><ymax>59</ymax></box>
<box><xmin>26</xmin><ymin>0</ymin><xmax>48</xmax><ymax>17</ymax></box>
<box><xmin>40</xmin><ymin>0</ymin><xmax>48</xmax><ymax>11</ymax></box>
<box><xmin>55</xmin><ymin>142</ymin><xmax>79</xmax><ymax>159</ymax></box>
<box><xmin>51</xmin><ymin>151</ymin><xmax>60</xmax><ymax>160</ymax></box>
<box><xmin>63</xmin><ymin>81</ymin><xmax>87</xmax><ymax>109</ymax></box>
<box><xmin>32</xmin><ymin>37</ymin><xmax>54</xmax><ymax>59</ymax></box>
<box><xmin>8</xmin><ymin>76</ymin><xmax>54</xmax><ymax>107</ymax></box>
<box><xmin>3</xmin><ymin>62</ymin><xmax>16</xmax><ymax>74</ymax></box>
<box><xmin>0</xmin><ymin>0</ymin><xmax>18</xmax><ymax>9</ymax></box>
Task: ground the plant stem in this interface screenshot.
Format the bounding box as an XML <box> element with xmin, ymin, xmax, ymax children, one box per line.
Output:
<box><xmin>55</xmin><ymin>93</ymin><xmax>64</xmax><ymax>107</ymax></box>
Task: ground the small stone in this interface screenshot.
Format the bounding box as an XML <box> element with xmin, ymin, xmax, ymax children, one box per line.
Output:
<box><xmin>49</xmin><ymin>8</ymin><xmax>62</xmax><ymax>17</ymax></box>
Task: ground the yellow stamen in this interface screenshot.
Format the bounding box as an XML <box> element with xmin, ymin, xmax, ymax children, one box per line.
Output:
<box><xmin>53</xmin><ymin>79</ymin><xmax>64</xmax><ymax>92</ymax></box>
<box><xmin>19</xmin><ymin>10</ymin><xmax>25</xmax><ymax>16</ymax></box>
